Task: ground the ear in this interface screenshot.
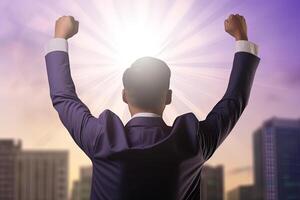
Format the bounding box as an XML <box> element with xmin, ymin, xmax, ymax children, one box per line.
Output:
<box><xmin>165</xmin><ymin>89</ymin><xmax>172</xmax><ymax>105</ymax></box>
<box><xmin>122</xmin><ymin>89</ymin><xmax>128</xmax><ymax>104</ymax></box>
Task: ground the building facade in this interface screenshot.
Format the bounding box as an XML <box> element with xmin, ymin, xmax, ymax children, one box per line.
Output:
<box><xmin>200</xmin><ymin>165</ymin><xmax>224</xmax><ymax>200</ymax></box>
<box><xmin>0</xmin><ymin>140</ymin><xmax>21</xmax><ymax>200</ymax></box>
<box><xmin>253</xmin><ymin>118</ymin><xmax>300</xmax><ymax>200</ymax></box>
<box><xmin>15</xmin><ymin>150</ymin><xmax>68</xmax><ymax>200</ymax></box>
<box><xmin>227</xmin><ymin>185</ymin><xmax>254</xmax><ymax>200</ymax></box>
<box><xmin>71</xmin><ymin>166</ymin><xmax>93</xmax><ymax>200</ymax></box>
<box><xmin>0</xmin><ymin>139</ymin><xmax>68</xmax><ymax>200</ymax></box>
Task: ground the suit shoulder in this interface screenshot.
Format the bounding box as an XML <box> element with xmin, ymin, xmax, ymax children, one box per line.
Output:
<box><xmin>98</xmin><ymin>109</ymin><xmax>119</xmax><ymax>119</ymax></box>
<box><xmin>175</xmin><ymin>112</ymin><xmax>199</xmax><ymax>121</ymax></box>
<box><xmin>173</xmin><ymin>112</ymin><xmax>199</xmax><ymax>128</ymax></box>
<box><xmin>172</xmin><ymin>112</ymin><xmax>200</xmax><ymax>155</ymax></box>
<box><xmin>98</xmin><ymin>109</ymin><xmax>124</xmax><ymax>126</ymax></box>
<box><xmin>98</xmin><ymin>109</ymin><xmax>113</xmax><ymax>117</ymax></box>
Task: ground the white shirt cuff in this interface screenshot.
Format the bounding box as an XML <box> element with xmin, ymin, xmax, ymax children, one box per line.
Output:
<box><xmin>235</xmin><ymin>40</ymin><xmax>258</xmax><ymax>56</ymax></box>
<box><xmin>44</xmin><ymin>38</ymin><xmax>68</xmax><ymax>55</ymax></box>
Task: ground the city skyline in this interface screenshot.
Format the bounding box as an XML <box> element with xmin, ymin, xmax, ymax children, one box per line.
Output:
<box><xmin>1</xmin><ymin>0</ymin><xmax>300</xmax><ymax>194</ymax></box>
<box><xmin>1</xmin><ymin>116</ymin><xmax>300</xmax><ymax>199</ymax></box>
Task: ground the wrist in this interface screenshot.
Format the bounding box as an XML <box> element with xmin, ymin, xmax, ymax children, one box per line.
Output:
<box><xmin>54</xmin><ymin>32</ymin><xmax>68</xmax><ymax>40</ymax></box>
<box><xmin>235</xmin><ymin>33</ymin><xmax>248</xmax><ymax>41</ymax></box>
<box><xmin>54</xmin><ymin>36</ymin><xmax>68</xmax><ymax>40</ymax></box>
<box><xmin>54</xmin><ymin>37</ymin><xmax>68</xmax><ymax>40</ymax></box>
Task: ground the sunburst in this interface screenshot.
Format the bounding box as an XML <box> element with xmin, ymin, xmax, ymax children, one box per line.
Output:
<box><xmin>36</xmin><ymin>0</ymin><xmax>240</xmax><ymax>144</ymax></box>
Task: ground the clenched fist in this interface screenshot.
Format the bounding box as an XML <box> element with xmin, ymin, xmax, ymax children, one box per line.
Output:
<box><xmin>55</xmin><ymin>16</ymin><xmax>79</xmax><ymax>39</ymax></box>
<box><xmin>225</xmin><ymin>14</ymin><xmax>248</xmax><ymax>41</ymax></box>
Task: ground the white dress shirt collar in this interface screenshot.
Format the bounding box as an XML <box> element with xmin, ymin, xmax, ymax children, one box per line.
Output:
<box><xmin>131</xmin><ymin>112</ymin><xmax>161</xmax><ymax>119</ymax></box>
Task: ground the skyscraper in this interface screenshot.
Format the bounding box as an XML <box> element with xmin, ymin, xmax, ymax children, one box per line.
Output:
<box><xmin>253</xmin><ymin>117</ymin><xmax>300</xmax><ymax>200</ymax></box>
<box><xmin>0</xmin><ymin>139</ymin><xmax>69</xmax><ymax>200</ymax></box>
<box><xmin>200</xmin><ymin>165</ymin><xmax>224</xmax><ymax>200</ymax></box>
<box><xmin>227</xmin><ymin>185</ymin><xmax>254</xmax><ymax>200</ymax></box>
<box><xmin>0</xmin><ymin>140</ymin><xmax>21</xmax><ymax>200</ymax></box>
<box><xmin>71</xmin><ymin>166</ymin><xmax>93</xmax><ymax>200</ymax></box>
<box><xmin>71</xmin><ymin>180</ymin><xmax>81</xmax><ymax>200</ymax></box>
<box><xmin>15</xmin><ymin>150</ymin><xmax>69</xmax><ymax>200</ymax></box>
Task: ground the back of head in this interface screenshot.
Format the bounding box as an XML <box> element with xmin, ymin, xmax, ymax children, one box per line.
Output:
<box><xmin>122</xmin><ymin>57</ymin><xmax>171</xmax><ymax>110</ymax></box>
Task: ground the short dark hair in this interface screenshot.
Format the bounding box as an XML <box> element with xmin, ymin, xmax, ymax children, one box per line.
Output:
<box><xmin>122</xmin><ymin>57</ymin><xmax>171</xmax><ymax>109</ymax></box>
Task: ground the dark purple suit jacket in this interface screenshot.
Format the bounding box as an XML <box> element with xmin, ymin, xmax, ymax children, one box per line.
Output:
<box><xmin>45</xmin><ymin>51</ymin><xmax>260</xmax><ymax>200</ymax></box>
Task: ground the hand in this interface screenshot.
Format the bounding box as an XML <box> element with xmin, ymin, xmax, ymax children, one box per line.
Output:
<box><xmin>55</xmin><ymin>16</ymin><xmax>79</xmax><ymax>39</ymax></box>
<box><xmin>224</xmin><ymin>14</ymin><xmax>248</xmax><ymax>41</ymax></box>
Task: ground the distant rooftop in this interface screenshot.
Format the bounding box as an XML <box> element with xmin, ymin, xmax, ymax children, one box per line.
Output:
<box><xmin>264</xmin><ymin>117</ymin><xmax>300</xmax><ymax>129</ymax></box>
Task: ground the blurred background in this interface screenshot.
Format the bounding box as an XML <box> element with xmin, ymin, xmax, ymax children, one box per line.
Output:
<box><xmin>0</xmin><ymin>0</ymin><xmax>299</xmax><ymax>199</ymax></box>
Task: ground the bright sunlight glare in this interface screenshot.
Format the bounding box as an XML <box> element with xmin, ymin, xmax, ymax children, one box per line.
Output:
<box><xmin>113</xmin><ymin>22</ymin><xmax>163</xmax><ymax>67</ymax></box>
<box><xmin>66</xmin><ymin>0</ymin><xmax>236</xmax><ymax>123</ymax></box>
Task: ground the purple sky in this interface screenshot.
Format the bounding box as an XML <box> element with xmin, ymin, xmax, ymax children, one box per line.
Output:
<box><xmin>0</xmin><ymin>0</ymin><xmax>299</xmax><ymax>193</ymax></box>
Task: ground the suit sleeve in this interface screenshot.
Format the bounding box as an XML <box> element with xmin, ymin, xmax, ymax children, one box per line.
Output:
<box><xmin>45</xmin><ymin>51</ymin><xmax>102</xmax><ymax>159</ymax></box>
<box><xmin>198</xmin><ymin>52</ymin><xmax>260</xmax><ymax>161</ymax></box>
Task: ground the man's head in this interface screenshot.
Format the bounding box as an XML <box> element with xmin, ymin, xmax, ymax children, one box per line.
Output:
<box><xmin>122</xmin><ymin>57</ymin><xmax>172</xmax><ymax>116</ymax></box>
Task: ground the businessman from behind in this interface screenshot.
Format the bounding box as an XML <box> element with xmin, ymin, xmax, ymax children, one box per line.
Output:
<box><xmin>45</xmin><ymin>14</ymin><xmax>260</xmax><ymax>200</ymax></box>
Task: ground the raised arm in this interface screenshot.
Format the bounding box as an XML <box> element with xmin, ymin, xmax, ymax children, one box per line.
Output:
<box><xmin>198</xmin><ymin>14</ymin><xmax>260</xmax><ymax>161</ymax></box>
<box><xmin>45</xmin><ymin>16</ymin><xmax>102</xmax><ymax>159</ymax></box>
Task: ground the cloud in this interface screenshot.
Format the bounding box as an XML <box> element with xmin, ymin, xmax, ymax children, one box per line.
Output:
<box><xmin>227</xmin><ymin>165</ymin><xmax>252</xmax><ymax>175</ymax></box>
<box><xmin>285</xmin><ymin>67</ymin><xmax>300</xmax><ymax>87</ymax></box>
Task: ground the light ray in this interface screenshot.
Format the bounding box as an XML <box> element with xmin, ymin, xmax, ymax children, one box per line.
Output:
<box><xmin>172</xmin><ymin>66</ymin><xmax>230</xmax><ymax>82</ymax></box>
<box><xmin>77</xmin><ymin>70</ymin><xmax>122</xmax><ymax>101</ymax></box>
<box><xmin>171</xmin><ymin>87</ymin><xmax>206</xmax><ymax>119</ymax></box>
<box><xmin>38</xmin><ymin>0</ymin><xmax>247</xmax><ymax>125</ymax></box>
<box><xmin>159</xmin><ymin>0</ymin><xmax>244</xmax><ymax>60</ymax></box>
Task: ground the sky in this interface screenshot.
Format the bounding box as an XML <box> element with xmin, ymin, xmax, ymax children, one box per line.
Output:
<box><xmin>0</xmin><ymin>0</ymin><xmax>300</xmax><ymax>195</ymax></box>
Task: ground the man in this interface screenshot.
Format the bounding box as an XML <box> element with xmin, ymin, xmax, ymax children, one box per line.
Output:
<box><xmin>45</xmin><ymin>14</ymin><xmax>259</xmax><ymax>200</ymax></box>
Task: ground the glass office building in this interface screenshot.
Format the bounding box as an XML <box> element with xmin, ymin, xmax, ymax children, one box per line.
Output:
<box><xmin>253</xmin><ymin>118</ymin><xmax>300</xmax><ymax>200</ymax></box>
